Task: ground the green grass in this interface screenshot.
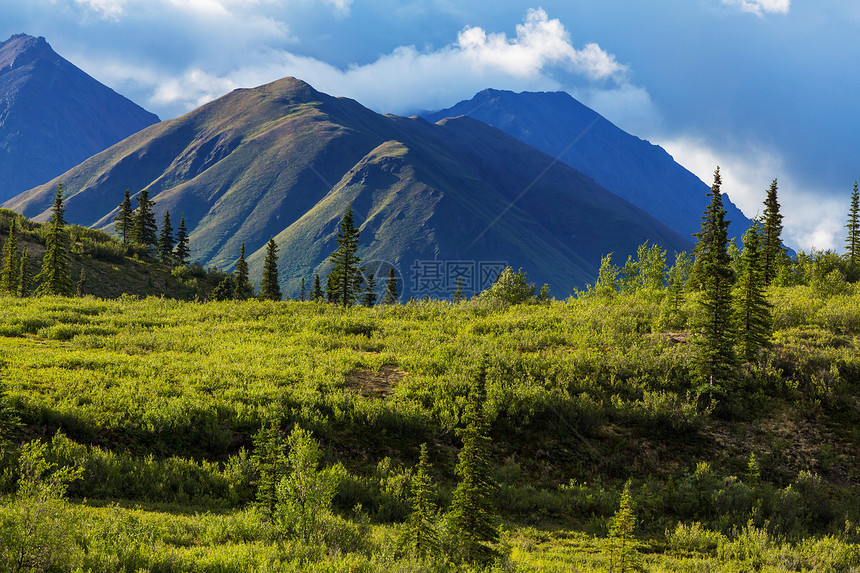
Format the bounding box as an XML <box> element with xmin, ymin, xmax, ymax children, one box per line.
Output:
<box><xmin>1</xmin><ymin>286</ymin><xmax>859</xmax><ymax>570</ymax></box>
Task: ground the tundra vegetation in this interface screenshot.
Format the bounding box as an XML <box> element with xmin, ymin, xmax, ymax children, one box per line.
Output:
<box><xmin>0</xmin><ymin>178</ymin><xmax>859</xmax><ymax>571</ymax></box>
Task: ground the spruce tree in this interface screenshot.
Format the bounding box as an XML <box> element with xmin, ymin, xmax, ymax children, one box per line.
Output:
<box><xmin>448</xmin><ymin>362</ymin><xmax>499</xmax><ymax>566</ymax></box>
<box><xmin>328</xmin><ymin>205</ymin><xmax>363</xmax><ymax>307</ymax></box>
<box><xmin>157</xmin><ymin>210</ymin><xmax>175</xmax><ymax>264</ymax></box>
<box><xmin>18</xmin><ymin>247</ymin><xmax>31</xmax><ymax>297</ymax></box>
<box><xmin>211</xmin><ymin>275</ymin><xmax>235</xmax><ymax>301</ymax></box>
<box><xmin>34</xmin><ymin>183</ymin><xmax>73</xmax><ymax>296</ymax></box>
<box><xmin>252</xmin><ymin>424</ymin><xmax>288</xmax><ymax>518</ymax></box>
<box><xmin>132</xmin><ymin>189</ymin><xmax>158</xmax><ymax>252</ymax></box>
<box><xmin>0</xmin><ymin>218</ymin><xmax>21</xmax><ymax>296</ymax></box>
<box><xmin>361</xmin><ymin>272</ymin><xmax>377</xmax><ymax>307</ymax></box>
<box><xmin>694</xmin><ymin>168</ymin><xmax>737</xmax><ymax>385</ymax></box>
<box><xmin>846</xmin><ymin>181</ymin><xmax>860</xmax><ymax>269</ymax></box>
<box><xmin>114</xmin><ymin>189</ymin><xmax>133</xmax><ymax>245</ymax></box>
<box><xmin>382</xmin><ymin>267</ymin><xmax>399</xmax><ymax>304</ymax></box>
<box><xmin>311</xmin><ymin>275</ymin><xmax>323</xmax><ymax>301</ymax></box>
<box><xmin>299</xmin><ymin>277</ymin><xmax>306</xmax><ymax>302</ymax></box>
<box><xmin>325</xmin><ymin>272</ymin><xmax>338</xmax><ymax>304</ymax></box>
<box><xmin>452</xmin><ymin>277</ymin><xmax>466</xmax><ymax>303</ymax></box>
<box><xmin>609</xmin><ymin>480</ymin><xmax>640</xmax><ymax>573</ymax></box>
<box><xmin>761</xmin><ymin>178</ymin><xmax>785</xmax><ymax>285</ymax></box>
<box><xmin>232</xmin><ymin>243</ymin><xmax>253</xmax><ymax>300</ymax></box>
<box><xmin>404</xmin><ymin>443</ymin><xmax>439</xmax><ymax>559</ymax></box>
<box><xmin>259</xmin><ymin>238</ymin><xmax>282</xmax><ymax>301</ymax></box>
<box><xmin>174</xmin><ymin>216</ymin><xmax>190</xmax><ymax>266</ymax></box>
<box><xmin>733</xmin><ymin>222</ymin><xmax>772</xmax><ymax>363</ymax></box>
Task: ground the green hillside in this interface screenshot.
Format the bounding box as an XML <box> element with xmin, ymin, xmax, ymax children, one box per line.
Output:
<box><xmin>5</xmin><ymin>77</ymin><xmax>692</xmax><ymax>299</ymax></box>
<box><xmin>0</xmin><ymin>209</ymin><xmax>225</xmax><ymax>300</ymax></box>
<box><xmin>1</xmin><ymin>278</ymin><xmax>859</xmax><ymax>570</ymax></box>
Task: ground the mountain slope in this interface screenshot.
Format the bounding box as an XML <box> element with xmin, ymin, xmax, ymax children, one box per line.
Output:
<box><xmin>424</xmin><ymin>89</ymin><xmax>753</xmax><ymax>241</ymax></box>
<box><xmin>0</xmin><ymin>34</ymin><xmax>159</xmax><ymax>201</ymax></box>
<box><xmin>6</xmin><ymin>77</ymin><xmax>692</xmax><ymax>298</ymax></box>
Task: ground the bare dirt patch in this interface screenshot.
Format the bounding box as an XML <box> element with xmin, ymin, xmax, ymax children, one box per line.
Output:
<box><xmin>346</xmin><ymin>364</ymin><xmax>406</xmax><ymax>398</ymax></box>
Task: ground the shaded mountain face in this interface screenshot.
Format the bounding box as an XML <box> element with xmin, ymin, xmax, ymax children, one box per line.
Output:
<box><xmin>6</xmin><ymin>77</ymin><xmax>692</xmax><ymax>298</ymax></box>
<box><xmin>0</xmin><ymin>34</ymin><xmax>159</xmax><ymax>201</ymax></box>
<box><xmin>424</xmin><ymin>89</ymin><xmax>753</xmax><ymax>242</ymax></box>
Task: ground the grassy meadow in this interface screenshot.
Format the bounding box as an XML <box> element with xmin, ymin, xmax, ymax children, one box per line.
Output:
<box><xmin>1</xmin><ymin>283</ymin><xmax>859</xmax><ymax>571</ymax></box>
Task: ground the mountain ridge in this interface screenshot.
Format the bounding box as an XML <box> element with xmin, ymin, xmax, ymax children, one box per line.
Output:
<box><xmin>0</xmin><ymin>33</ymin><xmax>160</xmax><ymax>201</ymax></box>
<box><xmin>424</xmin><ymin>88</ymin><xmax>754</xmax><ymax>242</ymax></box>
<box><xmin>6</xmin><ymin>77</ymin><xmax>693</xmax><ymax>298</ymax></box>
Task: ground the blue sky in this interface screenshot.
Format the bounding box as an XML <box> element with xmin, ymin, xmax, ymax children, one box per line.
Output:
<box><xmin>2</xmin><ymin>0</ymin><xmax>856</xmax><ymax>251</ymax></box>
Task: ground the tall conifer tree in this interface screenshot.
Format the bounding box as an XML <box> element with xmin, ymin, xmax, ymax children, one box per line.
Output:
<box><xmin>361</xmin><ymin>272</ymin><xmax>377</xmax><ymax>307</ymax></box>
<box><xmin>157</xmin><ymin>210</ymin><xmax>175</xmax><ymax>264</ymax></box>
<box><xmin>34</xmin><ymin>183</ymin><xmax>73</xmax><ymax>296</ymax></box>
<box><xmin>233</xmin><ymin>243</ymin><xmax>253</xmax><ymax>300</ymax></box>
<box><xmin>733</xmin><ymin>222</ymin><xmax>772</xmax><ymax>362</ymax></box>
<box><xmin>328</xmin><ymin>205</ymin><xmax>363</xmax><ymax>307</ymax></box>
<box><xmin>311</xmin><ymin>275</ymin><xmax>323</xmax><ymax>301</ymax></box>
<box><xmin>0</xmin><ymin>218</ymin><xmax>21</xmax><ymax>296</ymax></box>
<box><xmin>18</xmin><ymin>247</ymin><xmax>31</xmax><ymax>297</ymax></box>
<box><xmin>259</xmin><ymin>238</ymin><xmax>282</xmax><ymax>301</ymax></box>
<box><xmin>846</xmin><ymin>181</ymin><xmax>860</xmax><ymax>269</ymax></box>
<box><xmin>761</xmin><ymin>178</ymin><xmax>785</xmax><ymax>285</ymax></box>
<box><xmin>114</xmin><ymin>189</ymin><xmax>133</xmax><ymax>245</ymax></box>
<box><xmin>174</xmin><ymin>216</ymin><xmax>190</xmax><ymax>266</ymax></box>
<box><xmin>382</xmin><ymin>267</ymin><xmax>399</xmax><ymax>304</ymax></box>
<box><xmin>132</xmin><ymin>189</ymin><xmax>158</xmax><ymax>252</ymax></box>
<box><xmin>694</xmin><ymin>168</ymin><xmax>737</xmax><ymax>385</ymax></box>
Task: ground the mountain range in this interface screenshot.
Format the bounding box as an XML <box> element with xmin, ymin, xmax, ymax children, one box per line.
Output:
<box><xmin>425</xmin><ymin>89</ymin><xmax>753</xmax><ymax>242</ymax></box>
<box><xmin>5</xmin><ymin>77</ymin><xmax>692</xmax><ymax>298</ymax></box>
<box><xmin>0</xmin><ymin>34</ymin><xmax>159</xmax><ymax>202</ymax></box>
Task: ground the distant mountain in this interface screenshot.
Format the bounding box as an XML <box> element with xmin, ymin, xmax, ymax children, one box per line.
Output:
<box><xmin>6</xmin><ymin>77</ymin><xmax>692</xmax><ymax>298</ymax></box>
<box><xmin>0</xmin><ymin>34</ymin><xmax>159</xmax><ymax>202</ymax></box>
<box><xmin>424</xmin><ymin>89</ymin><xmax>753</xmax><ymax>242</ymax></box>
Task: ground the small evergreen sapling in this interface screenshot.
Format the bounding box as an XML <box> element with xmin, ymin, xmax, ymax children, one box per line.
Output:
<box><xmin>609</xmin><ymin>480</ymin><xmax>641</xmax><ymax>573</ymax></box>
<box><xmin>276</xmin><ymin>425</ymin><xmax>340</xmax><ymax>543</ymax></box>
<box><xmin>251</xmin><ymin>424</ymin><xmax>288</xmax><ymax>518</ymax></box>
<box><xmin>404</xmin><ymin>443</ymin><xmax>439</xmax><ymax>559</ymax></box>
<box><xmin>448</xmin><ymin>362</ymin><xmax>499</xmax><ymax>566</ymax></box>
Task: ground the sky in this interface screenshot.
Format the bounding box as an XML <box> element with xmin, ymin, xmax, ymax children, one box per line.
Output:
<box><xmin>2</xmin><ymin>0</ymin><xmax>857</xmax><ymax>252</ymax></box>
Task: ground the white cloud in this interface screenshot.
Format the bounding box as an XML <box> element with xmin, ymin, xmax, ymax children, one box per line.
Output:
<box><xmin>720</xmin><ymin>0</ymin><xmax>790</xmax><ymax>16</ymax></box>
<box><xmin>321</xmin><ymin>0</ymin><xmax>352</xmax><ymax>16</ymax></box>
<box><xmin>457</xmin><ymin>8</ymin><xmax>627</xmax><ymax>82</ymax></box>
<box><xmin>659</xmin><ymin>136</ymin><xmax>843</xmax><ymax>252</ymax></box>
<box><xmin>95</xmin><ymin>8</ymin><xmax>634</xmax><ymax>118</ymax></box>
<box><xmin>73</xmin><ymin>0</ymin><xmax>128</xmax><ymax>19</ymax></box>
